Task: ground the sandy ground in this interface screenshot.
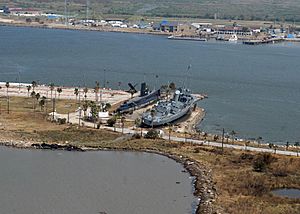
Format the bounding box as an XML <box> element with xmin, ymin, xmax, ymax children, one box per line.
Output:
<box><xmin>0</xmin><ymin>82</ymin><xmax>131</xmax><ymax>105</ymax></box>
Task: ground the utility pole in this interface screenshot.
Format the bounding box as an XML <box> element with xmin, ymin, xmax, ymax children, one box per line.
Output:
<box><xmin>221</xmin><ymin>128</ymin><xmax>225</xmax><ymax>152</ymax></box>
<box><xmin>7</xmin><ymin>96</ymin><xmax>9</xmax><ymax>114</ymax></box>
<box><xmin>18</xmin><ymin>72</ymin><xmax>21</xmax><ymax>93</ymax></box>
<box><xmin>78</xmin><ymin>107</ymin><xmax>81</xmax><ymax>128</ymax></box>
<box><xmin>45</xmin><ymin>98</ymin><xmax>48</xmax><ymax>114</ymax></box>
<box><xmin>52</xmin><ymin>98</ymin><xmax>55</xmax><ymax>121</ymax></box>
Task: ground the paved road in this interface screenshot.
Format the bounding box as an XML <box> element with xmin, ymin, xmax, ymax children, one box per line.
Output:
<box><xmin>166</xmin><ymin>135</ymin><xmax>299</xmax><ymax>157</ymax></box>
<box><xmin>60</xmin><ymin>112</ymin><xmax>299</xmax><ymax>157</ymax></box>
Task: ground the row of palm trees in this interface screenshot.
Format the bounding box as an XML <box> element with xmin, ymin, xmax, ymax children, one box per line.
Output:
<box><xmin>2</xmin><ymin>81</ymin><xmax>300</xmax><ymax>155</ymax></box>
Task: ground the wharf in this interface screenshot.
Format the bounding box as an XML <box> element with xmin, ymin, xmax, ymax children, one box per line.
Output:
<box><xmin>284</xmin><ymin>38</ymin><xmax>300</xmax><ymax>42</ymax></box>
<box><xmin>243</xmin><ymin>38</ymin><xmax>283</xmax><ymax>45</ymax></box>
<box><xmin>168</xmin><ymin>35</ymin><xmax>207</xmax><ymax>41</ymax></box>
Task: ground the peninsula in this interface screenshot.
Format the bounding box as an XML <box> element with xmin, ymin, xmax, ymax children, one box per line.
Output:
<box><xmin>1</xmin><ymin>81</ymin><xmax>299</xmax><ymax>214</ymax></box>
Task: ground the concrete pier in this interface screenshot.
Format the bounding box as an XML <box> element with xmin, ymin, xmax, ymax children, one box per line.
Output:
<box><xmin>243</xmin><ymin>38</ymin><xmax>283</xmax><ymax>45</ymax></box>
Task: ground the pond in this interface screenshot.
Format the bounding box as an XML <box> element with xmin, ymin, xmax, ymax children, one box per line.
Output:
<box><xmin>0</xmin><ymin>146</ymin><xmax>198</xmax><ymax>214</ymax></box>
<box><xmin>272</xmin><ymin>188</ymin><xmax>300</xmax><ymax>199</ymax></box>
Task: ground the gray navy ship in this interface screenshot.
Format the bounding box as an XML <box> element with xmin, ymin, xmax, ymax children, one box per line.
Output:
<box><xmin>142</xmin><ymin>87</ymin><xmax>198</xmax><ymax>127</ymax></box>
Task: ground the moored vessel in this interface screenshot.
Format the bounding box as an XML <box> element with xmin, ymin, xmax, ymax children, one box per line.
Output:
<box><xmin>117</xmin><ymin>82</ymin><xmax>160</xmax><ymax>113</ymax></box>
<box><xmin>142</xmin><ymin>88</ymin><xmax>198</xmax><ymax>127</ymax></box>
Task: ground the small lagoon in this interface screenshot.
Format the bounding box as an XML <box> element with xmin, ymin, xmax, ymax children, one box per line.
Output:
<box><xmin>0</xmin><ymin>147</ymin><xmax>198</xmax><ymax>214</ymax></box>
<box><xmin>272</xmin><ymin>188</ymin><xmax>300</xmax><ymax>199</ymax></box>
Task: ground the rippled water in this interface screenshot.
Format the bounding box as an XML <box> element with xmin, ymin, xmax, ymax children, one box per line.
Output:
<box><xmin>0</xmin><ymin>147</ymin><xmax>197</xmax><ymax>214</ymax></box>
<box><xmin>1</xmin><ymin>26</ymin><xmax>300</xmax><ymax>143</ymax></box>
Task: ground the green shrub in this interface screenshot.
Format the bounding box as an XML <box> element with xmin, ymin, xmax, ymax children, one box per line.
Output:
<box><xmin>57</xmin><ymin>118</ymin><xmax>66</xmax><ymax>125</ymax></box>
<box><xmin>253</xmin><ymin>153</ymin><xmax>276</xmax><ymax>172</ymax></box>
<box><xmin>132</xmin><ymin>133</ymin><xmax>141</xmax><ymax>139</ymax></box>
<box><xmin>145</xmin><ymin>129</ymin><xmax>159</xmax><ymax>139</ymax></box>
<box><xmin>107</xmin><ymin>117</ymin><xmax>116</xmax><ymax>127</ymax></box>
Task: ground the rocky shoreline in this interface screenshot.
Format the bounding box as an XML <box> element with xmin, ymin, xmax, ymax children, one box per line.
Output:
<box><xmin>0</xmin><ymin>139</ymin><xmax>217</xmax><ymax>214</ymax></box>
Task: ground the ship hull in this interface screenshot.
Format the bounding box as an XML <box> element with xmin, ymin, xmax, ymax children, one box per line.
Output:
<box><xmin>142</xmin><ymin>105</ymin><xmax>192</xmax><ymax>127</ymax></box>
<box><xmin>117</xmin><ymin>90</ymin><xmax>160</xmax><ymax>113</ymax></box>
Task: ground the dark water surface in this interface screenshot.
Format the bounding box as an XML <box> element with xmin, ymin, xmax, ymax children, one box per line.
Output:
<box><xmin>1</xmin><ymin>26</ymin><xmax>300</xmax><ymax>143</ymax></box>
<box><xmin>0</xmin><ymin>147</ymin><xmax>197</xmax><ymax>214</ymax></box>
<box><xmin>272</xmin><ymin>188</ymin><xmax>300</xmax><ymax>199</ymax></box>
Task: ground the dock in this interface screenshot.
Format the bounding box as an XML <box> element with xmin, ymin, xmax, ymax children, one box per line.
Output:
<box><xmin>284</xmin><ymin>38</ymin><xmax>300</xmax><ymax>42</ymax></box>
<box><xmin>243</xmin><ymin>38</ymin><xmax>283</xmax><ymax>45</ymax></box>
<box><xmin>168</xmin><ymin>35</ymin><xmax>207</xmax><ymax>42</ymax></box>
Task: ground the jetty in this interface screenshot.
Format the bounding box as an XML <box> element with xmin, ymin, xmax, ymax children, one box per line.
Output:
<box><xmin>168</xmin><ymin>35</ymin><xmax>207</xmax><ymax>42</ymax></box>
<box><xmin>243</xmin><ymin>38</ymin><xmax>284</xmax><ymax>45</ymax></box>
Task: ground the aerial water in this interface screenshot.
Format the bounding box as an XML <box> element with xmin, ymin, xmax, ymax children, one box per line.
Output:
<box><xmin>0</xmin><ymin>147</ymin><xmax>197</xmax><ymax>214</ymax></box>
<box><xmin>1</xmin><ymin>26</ymin><xmax>300</xmax><ymax>143</ymax></box>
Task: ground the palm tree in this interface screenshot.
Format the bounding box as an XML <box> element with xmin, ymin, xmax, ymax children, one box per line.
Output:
<box><xmin>57</xmin><ymin>87</ymin><xmax>62</xmax><ymax>99</ymax></box>
<box><xmin>273</xmin><ymin>145</ymin><xmax>278</xmax><ymax>154</ymax></box>
<box><xmin>49</xmin><ymin>83</ymin><xmax>55</xmax><ymax>99</ymax></box>
<box><xmin>31</xmin><ymin>81</ymin><xmax>37</xmax><ymax>92</ymax></box>
<box><xmin>114</xmin><ymin>112</ymin><xmax>121</xmax><ymax>132</ymax></box>
<box><xmin>245</xmin><ymin>141</ymin><xmax>250</xmax><ymax>151</ymax></box>
<box><xmin>94</xmin><ymin>81</ymin><xmax>100</xmax><ymax>102</ymax></box>
<box><xmin>5</xmin><ymin>82</ymin><xmax>10</xmax><ymax>114</ymax></box>
<box><xmin>83</xmin><ymin>87</ymin><xmax>88</xmax><ymax>101</ymax></box>
<box><xmin>35</xmin><ymin>93</ymin><xmax>40</xmax><ymax>101</ymax></box>
<box><xmin>286</xmin><ymin>141</ymin><xmax>290</xmax><ymax>150</ymax></box>
<box><xmin>225</xmin><ymin>134</ymin><xmax>229</xmax><ymax>143</ymax></box>
<box><xmin>268</xmin><ymin>143</ymin><xmax>274</xmax><ymax>152</ymax></box>
<box><xmin>135</xmin><ymin>117</ymin><xmax>142</xmax><ymax>135</ymax></box>
<box><xmin>184</xmin><ymin>126</ymin><xmax>188</xmax><ymax>143</ymax></box>
<box><xmin>89</xmin><ymin>101</ymin><xmax>99</xmax><ymax>127</ymax></box>
<box><xmin>257</xmin><ymin>136</ymin><xmax>262</xmax><ymax>147</ymax></box>
<box><xmin>121</xmin><ymin>116</ymin><xmax>125</xmax><ymax>134</ymax></box>
<box><xmin>5</xmin><ymin>82</ymin><xmax>9</xmax><ymax>97</ymax></box>
<box><xmin>74</xmin><ymin>88</ymin><xmax>79</xmax><ymax>103</ymax></box>
<box><xmin>31</xmin><ymin>91</ymin><xmax>36</xmax><ymax>110</ymax></box>
<box><xmin>294</xmin><ymin>142</ymin><xmax>299</xmax><ymax>157</ymax></box>
<box><xmin>230</xmin><ymin>130</ymin><xmax>237</xmax><ymax>143</ymax></box>
<box><xmin>82</xmin><ymin>100</ymin><xmax>89</xmax><ymax>117</ymax></box>
<box><xmin>39</xmin><ymin>96</ymin><xmax>46</xmax><ymax>111</ymax></box>
<box><xmin>221</xmin><ymin>128</ymin><xmax>225</xmax><ymax>152</ymax></box>
<box><xmin>26</xmin><ymin>85</ymin><xmax>32</xmax><ymax>97</ymax></box>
